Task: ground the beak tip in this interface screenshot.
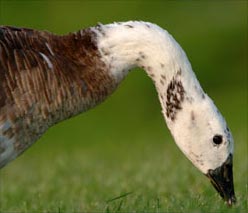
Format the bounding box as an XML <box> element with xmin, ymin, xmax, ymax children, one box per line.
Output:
<box><xmin>226</xmin><ymin>195</ymin><xmax>236</xmax><ymax>207</ymax></box>
<box><xmin>206</xmin><ymin>154</ymin><xmax>236</xmax><ymax>207</ymax></box>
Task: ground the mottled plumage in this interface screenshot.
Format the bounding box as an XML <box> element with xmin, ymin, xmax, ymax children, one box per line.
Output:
<box><xmin>0</xmin><ymin>21</ymin><xmax>236</xmax><ymax>205</ymax></box>
<box><xmin>0</xmin><ymin>26</ymin><xmax>117</xmax><ymax>166</ymax></box>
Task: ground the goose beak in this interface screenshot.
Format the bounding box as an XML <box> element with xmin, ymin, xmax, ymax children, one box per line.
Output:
<box><xmin>206</xmin><ymin>154</ymin><xmax>236</xmax><ymax>206</ymax></box>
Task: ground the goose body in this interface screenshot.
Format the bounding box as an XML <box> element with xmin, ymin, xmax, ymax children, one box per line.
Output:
<box><xmin>0</xmin><ymin>26</ymin><xmax>118</xmax><ymax>165</ymax></box>
<box><xmin>0</xmin><ymin>21</ymin><xmax>236</xmax><ymax>205</ymax></box>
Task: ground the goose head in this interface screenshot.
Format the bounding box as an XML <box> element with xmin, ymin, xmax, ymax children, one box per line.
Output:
<box><xmin>168</xmin><ymin>93</ymin><xmax>236</xmax><ymax>205</ymax></box>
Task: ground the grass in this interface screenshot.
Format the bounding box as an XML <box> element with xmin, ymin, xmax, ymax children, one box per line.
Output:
<box><xmin>0</xmin><ymin>1</ymin><xmax>247</xmax><ymax>212</ymax></box>
<box><xmin>0</xmin><ymin>87</ymin><xmax>247</xmax><ymax>213</ymax></box>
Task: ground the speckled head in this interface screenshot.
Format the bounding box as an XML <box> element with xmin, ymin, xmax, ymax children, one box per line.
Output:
<box><xmin>169</xmin><ymin>92</ymin><xmax>236</xmax><ymax>205</ymax></box>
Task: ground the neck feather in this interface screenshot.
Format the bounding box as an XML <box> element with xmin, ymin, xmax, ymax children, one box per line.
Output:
<box><xmin>94</xmin><ymin>21</ymin><xmax>206</xmax><ymax>127</ymax></box>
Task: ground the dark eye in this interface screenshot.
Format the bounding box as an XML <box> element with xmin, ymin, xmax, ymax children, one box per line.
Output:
<box><xmin>213</xmin><ymin>135</ymin><xmax>223</xmax><ymax>145</ymax></box>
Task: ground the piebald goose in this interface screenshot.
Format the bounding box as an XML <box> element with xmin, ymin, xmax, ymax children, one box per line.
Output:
<box><xmin>0</xmin><ymin>21</ymin><xmax>236</xmax><ymax>205</ymax></box>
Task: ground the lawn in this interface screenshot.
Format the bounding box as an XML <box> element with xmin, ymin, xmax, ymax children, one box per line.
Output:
<box><xmin>0</xmin><ymin>1</ymin><xmax>247</xmax><ymax>212</ymax></box>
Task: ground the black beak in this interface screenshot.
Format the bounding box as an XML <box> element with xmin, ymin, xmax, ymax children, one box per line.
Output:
<box><xmin>206</xmin><ymin>154</ymin><xmax>236</xmax><ymax>206</ymax></box>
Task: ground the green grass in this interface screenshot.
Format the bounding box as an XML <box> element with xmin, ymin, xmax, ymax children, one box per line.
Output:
<box><xmin>0</xmin><ymin>86</ymin><xmax>247</xmax><ymax>212</ymax></box>
<box><xmin>0</xmin><ymin>1</ymin><xmax>247</xmax><ymax>212</ymax></box>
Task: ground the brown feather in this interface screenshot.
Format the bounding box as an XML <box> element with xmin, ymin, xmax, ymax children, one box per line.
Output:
<box><xmin>0</xmin><ymin>26</ymin><xmax>117</xmax><ymax>167</ymax></box>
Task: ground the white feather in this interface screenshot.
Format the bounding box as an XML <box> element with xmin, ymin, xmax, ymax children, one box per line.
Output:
<box><xmin>95</xmin><ymin>21</ymin><xmax>233</xmax><ymax>174</ymax></box>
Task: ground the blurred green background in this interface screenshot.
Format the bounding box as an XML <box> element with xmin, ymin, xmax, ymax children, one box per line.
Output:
<box><xmin>0</xmin><ymin>1</ymin><xmax>247</xmax><ymax>212</ymax></box>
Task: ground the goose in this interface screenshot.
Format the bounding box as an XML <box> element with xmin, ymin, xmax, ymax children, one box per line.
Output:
<box><xmin>0</xmin><ymin>21</ymin><xmax>236</xmax><ymax>205</ymax></box>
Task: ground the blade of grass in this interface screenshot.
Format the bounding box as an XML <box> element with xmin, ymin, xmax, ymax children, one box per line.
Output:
<box><xmin>106</xmin><ymin>191</ymin><xmax>133</xmax><ymax>203</ymax></box>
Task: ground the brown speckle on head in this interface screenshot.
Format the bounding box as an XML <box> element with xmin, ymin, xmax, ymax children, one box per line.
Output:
<box><xmin>186</xmin><ymin>96</ymin><xmax>194</xmax><ymax>103</ymax></box>
<box><xmin>161</xmin><ymin>74</ymin><xmax>166</xmax><ymax>80</ymax></box>
<box><xmin>165</xmin><ymin>78</ymin><xmax>185</xmax><ymax>121</ymax></box>
<box><xmin>191</xmin><ymin>111</ymin><xmax>195</xmax><ymax>121</ymax></box>
<box><xmin>122</xmin><ymin>69</ymin><xmax>128</xmax><ymax>74</ymax></box>
<box><xmin>160</xmin><ymin>63</ymin><xmax>165</xmax><ymax>68</ymax></box>
<box><xmin>176</xmin><ymin>68</ymin><xmax>182</xmax><ymax>76</ymax></box>
<box><xmin>139</xmin><ymin>51</ymin><xmax>146</xmax><ymax>59</ymax></box>
<box><xmin>216</xmin><ymin>109</ymin><xmax>221</xmax><ymax>115</ymax></box>
<box><xmin>147</xmin><ymin>66</ymin><xmax>152</xmax><ymax>72</ymax></box>
<box><xmin>160</xmin><ymin>94</ymin><xmax>164</xmax><ymax>100</ymax></box>
<box><xmin>95</xmin><ymin>23</ymin><xmax>106</xmax><ymax>36</ymax></box>
<box><xmin>160</xmin><ymin>79</ymin><xmax>165</xmax><ymax>86</ymax></box>
<box><xmin>145</xmin><ymin>23</ymin><xmax>151</xmax><ymax>28</ymax></box>
<box><xmin>225</xmin><ymin>126</ymin><xmax>232</xmax><ymax>141</ymax></box>
<box><xmin>124</xmin><ymin>24</ymin><xmax>134</xmax><ymax>28</ymax></box>
<box><xmin>150</xmin><ymin>73</ymin><xmax>155</xmax><ymax>78</ymax></box>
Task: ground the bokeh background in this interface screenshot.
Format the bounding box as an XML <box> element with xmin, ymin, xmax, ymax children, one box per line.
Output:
<box><xmin>0</xmin><ymin>1</ymin><xmax>247</xmax><ymax>212</ymax></box>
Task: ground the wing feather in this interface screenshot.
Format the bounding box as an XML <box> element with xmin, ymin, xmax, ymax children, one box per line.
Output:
<box><xmin>0</xmin><ymin>26</ymin><xmax>116</xmax><ymax>168</ymax></box>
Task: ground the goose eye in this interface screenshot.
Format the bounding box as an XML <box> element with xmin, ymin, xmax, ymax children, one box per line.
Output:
<box><xmin>213</xmin><ymin>135</ymin><xmax>223</xmax><ymax>145</ymax></box>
